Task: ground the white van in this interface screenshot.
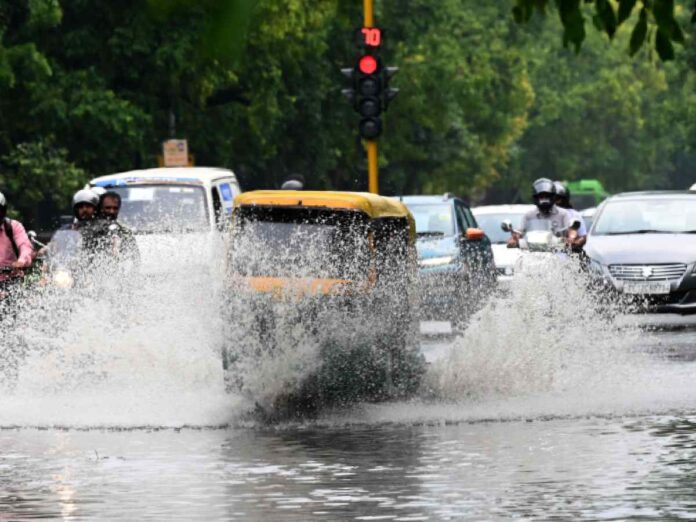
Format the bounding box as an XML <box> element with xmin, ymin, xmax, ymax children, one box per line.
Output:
<box><xmin>89</xmin><ymin>167</ymin><xmax>242</xmax><ymax>233</ymax></box>
<box><xmin>89</xmin><ymin>167</ymin><xmax>242</xmax><ymax>274</ymax></box>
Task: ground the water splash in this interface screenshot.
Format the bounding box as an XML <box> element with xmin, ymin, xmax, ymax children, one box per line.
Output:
<box><xmin>0</xmin><ymin>234</ymin><xmax>236</xmax><ymax>428</ymax></box>
<box><xmin>426</xmin><ymin>255</ymin><xmax>645</xmax><ymax>400</ymax></box>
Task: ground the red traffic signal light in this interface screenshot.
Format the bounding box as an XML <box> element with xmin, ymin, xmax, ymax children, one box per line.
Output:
<box><xmin>359</xmin><ymin>55</ymin><xmax>378</xmax><ymax>75</ymax></box>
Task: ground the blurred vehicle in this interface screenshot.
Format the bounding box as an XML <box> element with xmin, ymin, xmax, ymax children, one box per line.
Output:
<box><xmin>501</xmin><ymin>217</ymin><xmax>579</xmax><ymax>275</ymax></box>
<box><xmin>89</xmin><ymin>168</ymin><xmax>242</xmax><ymax>274</ymax></box>
<box><xmin>399</xmin><ymin>194</ymin><xmax>496</xmax><ymax>321</ymax></box>
<box><xmin>90</xmin><ymin>167</ymin><xmax>241</xmax><ymax>233</ymax></box>
<box><xmin>226</xmin><ymin>190</ymin><xmax>424</xmax><ymax>409</ymax></box>
<box><xmin>565</xmin><ymin>179</ymin><xmax>609</xmax><ymax>210</ymax></box>
<box><xmin>473</xmin><ymin>204</ymin><xmax>535</xmax><ymax>285</ymax></box>
<box><xmin>580</xmin><ymin>207</ymin><xmax>597</xmax><ymax>232</ymax></box>
<box><xmin>585</xmin><ymin>191</ymin><xmax>696</xmax><ymax>314</ymax></box>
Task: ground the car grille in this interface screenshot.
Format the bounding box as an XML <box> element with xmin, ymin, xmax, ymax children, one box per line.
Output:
<box><xmin>608</xmin><ymin>263</ymin><xmax>687</xmax><ymax>281</ymax></box>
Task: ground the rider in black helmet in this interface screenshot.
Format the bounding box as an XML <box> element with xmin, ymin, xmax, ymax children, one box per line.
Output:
<box><xmin>507</xmin><ymin>178</ymin><xmax>576</xmax><ymax>248</ymax></box>
<box><xmin>553</xmin><ymin>181</ymin><xmax>587</xmax><ymax>250</ymax></box>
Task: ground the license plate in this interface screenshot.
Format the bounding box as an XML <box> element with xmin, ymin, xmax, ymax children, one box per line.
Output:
<box><xmin>623</xmin><ymin>280</ymin><xmax>671</xmax><ymax>295</ymax></box>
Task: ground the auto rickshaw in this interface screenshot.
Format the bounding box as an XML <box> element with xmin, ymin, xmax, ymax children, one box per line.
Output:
<box><xmin>224</xmin><ymin>190</ymin><xmax>425</xmax><ymax>415</ymax></box>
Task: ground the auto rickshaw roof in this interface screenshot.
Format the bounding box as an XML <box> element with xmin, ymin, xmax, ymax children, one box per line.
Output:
<box><xmin>235</xmin><ymin>191</ymin><xmax>413</xmax><ymax>220</ymax></box>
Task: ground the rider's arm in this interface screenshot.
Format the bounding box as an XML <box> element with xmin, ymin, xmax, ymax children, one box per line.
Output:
<box><xmin>507</xmin><ymin>216</ymin><xmax>526</xmax><ymax>248</ymax></box>
<box><xmin>11</xmin><ymin>221</ymin><xmax>34</xmax><ymax>268</ymax></box>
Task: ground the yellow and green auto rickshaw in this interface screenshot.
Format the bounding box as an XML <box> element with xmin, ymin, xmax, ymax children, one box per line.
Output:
<box><xmin>224</xmin><ymin>190</ymin><xmax>425</xmax><ymax>413</ymax></box>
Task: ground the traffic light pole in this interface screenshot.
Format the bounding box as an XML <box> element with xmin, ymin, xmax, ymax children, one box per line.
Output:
<box><xmin>364</xmin><ymin>0</ymin><xmax>378</xmax><ymax>194</ymax></box>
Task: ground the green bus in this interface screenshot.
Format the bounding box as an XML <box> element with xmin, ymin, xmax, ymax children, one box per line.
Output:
<box><xmin>565</xmin><ymin>179</ymin><xmax>609</xmax><ymax>210</ymax></box>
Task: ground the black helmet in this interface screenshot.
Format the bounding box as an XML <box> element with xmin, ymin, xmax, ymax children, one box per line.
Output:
<box><xmin>532</xmin><ymin>178</ymin><xmax>556</xmax><ymax>213</ymax></box>
<box><xmin>553</xmin><ymin>181</ymin><xmax>569</xmax><ymax>199</ymax></box>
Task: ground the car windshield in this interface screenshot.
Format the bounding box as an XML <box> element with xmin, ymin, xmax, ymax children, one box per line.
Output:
<box><xmin>407</xmin><ymin>204</ymin><xmax>454</xmax><ymax>236</ymax></box>
<box><xmin>474</xmin><ymin>212</ymin><xmax>526</xmax><ymax>243</ymax></box>
<box><xmin>231</xmin><ymin>220</ymin><xmax>369</xmax><ymax>280</ymax></box>
<box><xmin>593</xmin><ymin>197</ymin><xmax>696</xmax><ymax>235</ymax></box>
<box><xmin>104</xmin><ymin>185</ymin><xmax>209</xmax><ymax>233</ymax></box>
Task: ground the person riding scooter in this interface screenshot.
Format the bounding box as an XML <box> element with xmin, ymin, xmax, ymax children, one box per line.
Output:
<box><xmin>0</xmin><ymin>191</ymin><xmax>33</xmax><ymax>269</ymax></box>
<box><xmin>97</xmin><ymin>191</ymin><xmax>139</xmax><ymax>265</ymax></box>
<box><xmin>0</xmin><ymin>191</ymin><xmax>34</xmax><ymax>305</ymax></box>
<box><xmin>507</xmin><ymin>178</ymin><xmax>576</xmax><ymax>249</ymax></box>
<box><xmin>553</xmin><ymin>181</ymin><xmax>587</xmax><ymax>251</ymax></box>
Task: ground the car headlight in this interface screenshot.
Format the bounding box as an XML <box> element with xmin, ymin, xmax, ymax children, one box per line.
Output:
<box><xmin>419</xmin><ymin>255</ymin><xmax>455</xmax><ymax>267</ymax></box>
<box><xmin>588</xmin><ymin>258</ymin><xmax>604</xmax><ymax>277</ymax></box>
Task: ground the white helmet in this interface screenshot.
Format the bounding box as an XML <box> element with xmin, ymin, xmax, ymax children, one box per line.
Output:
<box><xmin>281</xmin><ymin>179</ymin><xmax>304</xmax><ymax>190</ymax></box>
<box><xmin>0</xmin><ymin>191</ymin><xmax>6</xmax><ymax>209</ymax></box>
<box><xmin>72</xmin><ymin>189</ymin><xmax>99</xmax><ymax>208</ymax></box>
<box><xmin>90</xmin><ymin>186</ymin><xmax>107</xmax><ymax>197</ymax></box>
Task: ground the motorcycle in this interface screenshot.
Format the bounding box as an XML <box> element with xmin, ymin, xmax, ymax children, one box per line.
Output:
<box><xmin>39</xmin><ymin>229</ymin><xmax>85</xmax><ymax>290</ymax></box>
<box><xmin>0</xmin><ymin>266</ymin><xmax>26</xmax><ymax>307</ymax></box>
<box><xmin>501</xmin><ymin>218</ymin><xmax>581</xmax><ymax>274</ymax></box>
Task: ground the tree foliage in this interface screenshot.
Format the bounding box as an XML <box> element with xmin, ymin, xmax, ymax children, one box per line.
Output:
<box><xmin>0</xmin><ymin>0</ymin><xmax>695</xmax><ymax>226</ymax></box>
<box><xmin>513</xmin><ymin>0</ymin><xmax>686</xmax><ymax>60</ymax></box>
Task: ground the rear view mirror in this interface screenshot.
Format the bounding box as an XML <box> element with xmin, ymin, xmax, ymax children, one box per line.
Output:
<box><xmin>501</xmin><ymin>220</ymin><xmax>513</xmax><ymax>233</ymax></box>
<box><xmin>466</xmin><ymin>228</ymin><xmax>485</xmax><ymax>241</ymax></box>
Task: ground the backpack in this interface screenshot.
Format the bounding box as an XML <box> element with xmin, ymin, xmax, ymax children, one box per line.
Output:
<box><xmin>3</xmin><ymin>218</ymin><xmax>19</xmax><ymax>259</ymax></box>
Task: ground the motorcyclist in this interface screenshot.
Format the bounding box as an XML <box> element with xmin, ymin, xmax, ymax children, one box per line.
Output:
<box><xmin>0</xmin><ymin>191</ymin><xmax>34</xmax><ymax>307</ymax></box>
<box><xmin>97</xmin><ymin>191</ymin><xmax>139</xmax><ymax>264</ymax></box>
<box><xmin>0</xmin><ymin>191</ymin><xmax>34</xmax><ymax>269</ymax></box>
<box><xmin>553</xmin><ymin>181</ymin><xmax>587</xmax><ymax>251</ymax></box>
<box><xmin>507</xmin><ymin>178</ymin><xmax>577</xmax><ymax>248</ymax></box>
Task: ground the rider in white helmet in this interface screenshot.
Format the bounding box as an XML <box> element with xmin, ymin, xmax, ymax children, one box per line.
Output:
<box><xmin>71</xmin><ymin>189</ymin><xmax>100</xmax><ymax>227</ymax></box>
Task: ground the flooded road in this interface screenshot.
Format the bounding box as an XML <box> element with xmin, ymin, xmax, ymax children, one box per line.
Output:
<box><xmin>3</xmin><ymin>261</ymin><xmax>696</xmax><ymax>520</ymax></box>
<box><xmin>0</xmin><ymin>320</ymin><xmax>695</xmax><ymax>520</ymax></box>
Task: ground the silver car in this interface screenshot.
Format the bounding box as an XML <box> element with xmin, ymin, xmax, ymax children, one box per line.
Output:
<box><xmin>585</xmin><ymin>191</ymin><xmax>696</xmax><ymax>314</ymax></box>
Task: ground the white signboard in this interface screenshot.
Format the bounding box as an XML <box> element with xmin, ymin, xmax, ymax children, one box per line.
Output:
<box><xmin>162</xmin><ymin>139</ymin><xmax>189</xmax><ymax>167</ymax></box>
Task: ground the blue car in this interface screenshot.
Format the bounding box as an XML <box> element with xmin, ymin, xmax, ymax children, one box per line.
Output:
<box><xmin>399</xmin><ymin>194</ymin><xmax>497</xmax><ymax>321</ymax></box>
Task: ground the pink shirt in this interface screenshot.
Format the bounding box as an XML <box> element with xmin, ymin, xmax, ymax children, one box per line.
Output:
<box><xmin>0</xmin><ymin>219</ymin><xmax>33</xmax><ymax>267</ymax></box>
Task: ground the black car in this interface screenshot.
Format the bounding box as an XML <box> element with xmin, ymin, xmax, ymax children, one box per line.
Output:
<box><xmin>585</xmin><ymin>191</ymin><xmax>696</xmax><ymax>314</ymax></box>
<box><xmin>399</xmin><ymin>194</ymin><xmax>496</xmax><ymax>321</ymax></box>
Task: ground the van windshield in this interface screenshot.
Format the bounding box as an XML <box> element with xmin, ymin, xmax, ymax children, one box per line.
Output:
<box><xmin>104</xmin><ymin>185</ymin><xmax>209</xmax><ymax>233</ymax></box>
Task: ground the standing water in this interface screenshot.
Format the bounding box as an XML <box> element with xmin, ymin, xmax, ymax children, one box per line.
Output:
<box><xmin>1</xmin><ymin>249</ymin><xmax>696</xmax><ymax>519</ymax></box>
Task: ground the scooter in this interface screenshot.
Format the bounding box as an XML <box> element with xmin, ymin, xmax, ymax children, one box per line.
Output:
<box><xmin>501</xmin><ymin>218</ymin><xmax>581</xmax><ymax>274</ymax></box>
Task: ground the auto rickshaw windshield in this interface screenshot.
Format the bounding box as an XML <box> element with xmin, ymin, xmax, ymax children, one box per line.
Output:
<box><xmin>230</xmin><ymin>209</ymin><xmax>370</xmax><ymax>280</ymax></box>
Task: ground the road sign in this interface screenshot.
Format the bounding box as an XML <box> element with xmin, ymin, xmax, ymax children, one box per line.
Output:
<box><xmin>162</xmin><ymin>139</ymin><xmax>189</xmax><ymax>167</ymax></box>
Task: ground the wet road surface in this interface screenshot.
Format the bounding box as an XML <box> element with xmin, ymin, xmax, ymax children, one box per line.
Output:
<box><xmin>0</xmin><ymin>317</ymin><xmax>696</xmax><ymax>520</ymax></box>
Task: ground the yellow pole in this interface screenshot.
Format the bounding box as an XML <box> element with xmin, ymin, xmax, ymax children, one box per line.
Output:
<box><xmin>364</xmin><ymin>0</ymin><xmax>378</xmax><ymax>194</ymax></box>
<box><xmin>367</xmin><ymin>141</ymin><xmax>378</xmax><ymax>194</ymax></box>
<box><xmin>363</xmin><ymin>0</ymin><xmax>374</xmax><ymax>26</ymax></box>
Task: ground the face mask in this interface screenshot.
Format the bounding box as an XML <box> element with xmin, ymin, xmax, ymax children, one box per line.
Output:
<box><xmin>536</xmin><ymin>197</ymin><xmax>552</xmax><ymax>212</ymax></box>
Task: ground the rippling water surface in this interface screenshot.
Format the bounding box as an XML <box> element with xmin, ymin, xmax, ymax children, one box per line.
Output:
<box><xmin>3</xmin><ymin>408</ymin><xmax>696</xmax><ymax>520</ymax></box>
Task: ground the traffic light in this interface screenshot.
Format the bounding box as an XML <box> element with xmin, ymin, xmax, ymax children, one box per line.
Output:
<box><xmin>356</xmin><ymin>54</ymin><xmax>382</xmax><ymax>139</ymax></box>
<box><xmin>341</xmin><ymin>27</ymin><xmax>398</xmax><ymax>140</ymax></box>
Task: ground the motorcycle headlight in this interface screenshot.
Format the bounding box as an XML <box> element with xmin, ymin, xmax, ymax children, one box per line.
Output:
<box><xmin>419</xmin><ymin>255</ymin><xmax>455</xmax><ymax>268</ymax></box>
<box><xmin>52</xmin><ymin>270</ymin><xmax>74</xmax><ymax>289</ymax></box>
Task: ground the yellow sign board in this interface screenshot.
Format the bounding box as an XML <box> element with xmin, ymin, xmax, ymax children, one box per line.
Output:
<box><xmin>162</xmin><ymin>139</ymin><xmax>189</xmax><ymax>167</ymax></box>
